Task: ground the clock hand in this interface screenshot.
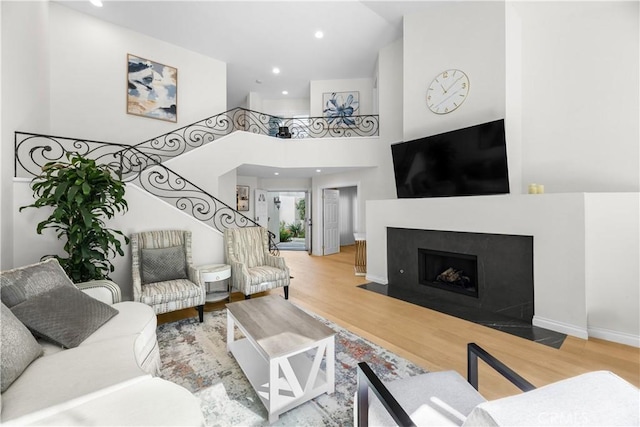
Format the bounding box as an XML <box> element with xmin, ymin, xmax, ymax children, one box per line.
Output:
<box><xmin>444</xmin><ymin>76</ymin><xmax>464</xmax><ymax>92</ymax></box>
<box><xmin>440</xmin><ymin>83</ymin><xmax>447</xmax><ymax>94</ymax></box>
<box><xmin>435</xmin><ymin>89</ymin><xmax>463</xmax><ymax>108</ymax></box>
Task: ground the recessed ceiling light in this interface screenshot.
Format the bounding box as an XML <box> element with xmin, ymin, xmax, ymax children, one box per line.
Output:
<box><xmin>314</xmin><ymin>31</ymin><xmax>324</xmax><ymax>39</ymax></box>
<box><xmin>282</xmin><ymin>90</ymin><xmax>288</xmax><ymax>95</ymax></box>
<box><xmin>316</xmin><ymin>169</ymin><xmax>322</xmax><ymax>173</ymax></box>
<box><xmin>90</xmin><ymin>0</ymin><xmax>103</xmax><ymax>6</ymax></box>
<box><xmin>272</xmin><ymin>67</ymin><xmax>280</xmax><ymax>75</ymax></box>
<box><xmin>274</xmin><ymin>172</ymin><xmax>280</xmax><ymax>176</ymax></box>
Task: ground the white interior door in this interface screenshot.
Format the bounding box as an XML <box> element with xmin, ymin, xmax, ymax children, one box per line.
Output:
<box><xmin>254</xmin><ymin>189</ymin><xmax>268</xmax><ymax>228</ymax></box>
<box><xmin>323</xmin><ymin>189</ymin><xmax>340</xmax><ymax>255</ymax></box>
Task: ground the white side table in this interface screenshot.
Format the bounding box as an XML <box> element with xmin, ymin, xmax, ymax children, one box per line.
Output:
<box><xmin>198</xmin><ymin>264</ymin><xmax>231</xmax><ymax>303</ymax></box>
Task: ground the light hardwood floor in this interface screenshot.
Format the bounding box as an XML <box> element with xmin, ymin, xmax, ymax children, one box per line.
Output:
<box><xmin>159</xmin><ymin>245</ymin><xmax>640</xmax><ymax>400</ymax></box>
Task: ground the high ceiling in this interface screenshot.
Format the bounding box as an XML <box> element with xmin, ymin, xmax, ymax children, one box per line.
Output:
<box><xmin>56</xmin><ymin>0</ymin><xmax>438</xmax><ymax>179</ymax></box>
<box><xmin>57</xmin><ymin>0</ymin><xmax>437</xmax><ymax>109</ymax></box>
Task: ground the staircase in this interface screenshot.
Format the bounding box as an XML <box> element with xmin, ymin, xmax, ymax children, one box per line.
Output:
<box><xmin>14</xmin><ymin>107</ymin><xmax>380</xmax><ymax>252</ymax></box>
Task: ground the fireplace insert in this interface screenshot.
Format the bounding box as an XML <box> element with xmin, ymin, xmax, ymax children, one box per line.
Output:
<box><xmin>418</xmin><ymin>248</ymin><xmax>478</xmax><ymax>298</ymax></box>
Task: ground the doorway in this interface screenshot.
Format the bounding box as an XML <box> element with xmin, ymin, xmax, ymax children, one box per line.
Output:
<box><xmin>268</xmin><ymin>191</ymin><xmax>308</xmax><ymax>251</ymax></box>
<box><xmin>321</xmin><ymin>185</ymin><xmax>358</xmax><ymax>256</ymax></box>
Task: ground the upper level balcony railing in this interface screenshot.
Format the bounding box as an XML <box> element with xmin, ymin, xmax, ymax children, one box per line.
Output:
<box><xmin>129</xmin><ymin>107</ymin><xmax>379</xmax><ymax>164</ymax></box>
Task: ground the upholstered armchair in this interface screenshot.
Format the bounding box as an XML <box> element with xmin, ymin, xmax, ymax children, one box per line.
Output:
<box><xmin>223</xmin><ymin>226</ymin><xmax>290</xmax><ymax>299</ymax></box>
<box><xmin>356</xmin><ymin>343</ymin><xmax>640</xmax><ymax>426</ymax></box>
<box><xmin>131</xmin><ymin>230</ymin><xmax>205</xmax><ymax>322</ymax></box>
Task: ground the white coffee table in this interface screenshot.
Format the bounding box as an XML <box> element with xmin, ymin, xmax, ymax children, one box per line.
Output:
<box><xmin>226</xmin><ymin>295</ymin><xmax>336</xmax><ymax>422</ymax></box>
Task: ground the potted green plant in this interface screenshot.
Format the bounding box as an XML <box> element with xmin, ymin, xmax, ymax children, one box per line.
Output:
<box><xmin>21</xmin><ymin>152</ymin><xmax>129</xmax><ymax>283</ymax></box>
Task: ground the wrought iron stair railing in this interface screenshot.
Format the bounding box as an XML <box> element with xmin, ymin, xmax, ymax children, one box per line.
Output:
<box><xmin>15</xmin><ymin>132</ymin><xmax>128</xmax><ymax>180</ymax></box>
<box><xmin>121</xmin><ymin>145</ymin><xmax>265</xmax><ymax>233</ymax></box>
<box><xmin>14</xmin><ymin>131</ymin><xmax>279</xmax><ymax>254</ymax></box>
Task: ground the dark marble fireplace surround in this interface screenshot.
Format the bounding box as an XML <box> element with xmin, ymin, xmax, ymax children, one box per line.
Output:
<box><xmin>387</xmin><ymin>228</ymin><xmax>534</xmax><ymax>322</ymax></box>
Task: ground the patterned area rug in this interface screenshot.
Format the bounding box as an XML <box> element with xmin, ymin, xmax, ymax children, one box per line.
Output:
<box><xmin>157</xmin><ymin>307</ymin><xmax>427</xmax><ymax>426</ymax></box>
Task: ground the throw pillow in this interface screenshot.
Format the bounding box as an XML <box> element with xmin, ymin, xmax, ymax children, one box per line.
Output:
<box><xmin>1</xmin><ymin>303</ymin><xmax>43</xmax><ymax>392</ymax></box>
<box><xmin>10</xmin><ymin>286</ymin><xmax>119</xmax><ymax>349</ymax></box>
<box><xmin>141</xmin><ymin>246</ymin><xmax>188</xmax><ymax>284</ymax></box>
<box><xmin>1</xmin><ymin>258</ymin><xmax>74</xmax><ymax>308</ymax></box>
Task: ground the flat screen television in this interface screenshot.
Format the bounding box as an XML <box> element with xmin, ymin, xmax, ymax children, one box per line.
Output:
<box><xmin>391</xmin><ymin>119</ymin><xmax>509</xmax><ymax>198</ymax></box>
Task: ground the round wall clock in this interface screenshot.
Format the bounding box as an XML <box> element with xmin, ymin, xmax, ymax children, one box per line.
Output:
<box><xmin>426</xmin><ymin>69</ymin><xmax>470</xmax><ymax>114</ymax></box>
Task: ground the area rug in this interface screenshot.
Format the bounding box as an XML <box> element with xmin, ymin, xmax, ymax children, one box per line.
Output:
<box><xmin>156</xmin><ymin>307</ymin><xmax>427</xmax><ymax>426</ymax></box>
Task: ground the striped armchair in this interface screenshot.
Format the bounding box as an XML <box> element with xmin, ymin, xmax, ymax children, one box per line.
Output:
<box><xmin>131</xmin><ymin>230</ymin><xmax>206</xmax><ymax>322</ymax></box>
<box><xmin>224</xmin><ymin>227</ymin><xmax>290</xmax><ymax>299</ymax></box>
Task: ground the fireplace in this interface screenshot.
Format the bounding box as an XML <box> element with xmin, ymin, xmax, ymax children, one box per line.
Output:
<box><xmin>387</xmin><ymin>228</ymin><xmax>534</xmax><ymax>323</ymax></box>
<box><xmin>419</xmin><ymin>249</ymin><xmax>478</xmax><ymax>298</ymax></box>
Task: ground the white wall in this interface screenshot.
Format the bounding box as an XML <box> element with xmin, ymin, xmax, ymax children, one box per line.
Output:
<box><xmin>379</xmin><ymin>39</ymin><xmax>404</xmax><ymax>143</ymax></box>
<box><xmin>514</xmin><ymin>1</ymin><xmax>639</xmax><ymax>194</ymax></box>
<box><xmin>1</xmin><ymin>1</ymin><xmax>51</xmax><ymax>270</ymax></box>
<box><xmin>366</xmin><ymin>193</ymin><xmax>640</xmax><ymax>346</ymax></box>
<box><xmin>218</xmin><ymin>169</ymin><xmax>237</xmax><ymax>209</ymax></box>
<box><xmin>310</xmin><ymin>78</ymin><xmax>374</xmax><ymax>117</ymax></box>
<box><xmin>258</xmin><ymin>177</ymin><xmax>311</xmax><ymax>191</ymax></box>
<box><xmin>14</xmin><ymin>180</ymin><xmax>224</xmax><ymax>301</ymax></box>
<box><xmin>262</xmin><ymin>98</ymin><xmax>310</xmax><ymax>117</ymax></box>
<box><xmin>48</xmin><ymin>3</ymin><xmax>227</xmax><ymax>144</ymax></box>
<box><xmin>247</xmin><ymin>93</ymin><xmax>310</xmax><ymax>118</ymax></box>
<box><xmin>403</xmin><ymin>2</ymin><xmax>506</xmax><ymax>141</ymax></box>
<box><xmin>505</xmin><ymin>2</ymin><xmax>524</xmax><ymax>194</ymax></box>
<box><xmin>247</xmin><ymin>92</ymin><xmax>263</xmax><ymax>113</ymax></box>
<box><xmin>584</xmin><ymin>193</ymin><xmax>640</xmax><ymax>345</ymax></box>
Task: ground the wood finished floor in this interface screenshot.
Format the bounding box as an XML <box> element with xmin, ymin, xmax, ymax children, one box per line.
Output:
<box><xmin>158</xmin><ymin>245</ymin><xmax>640</xmax><ymax>400</ymax></box>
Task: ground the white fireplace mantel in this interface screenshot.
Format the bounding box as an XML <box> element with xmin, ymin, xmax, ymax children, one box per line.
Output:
<box><xmin>365</xmin><ymin>193</ymin><xmax>639</xmax><ymax>347</ymax></box>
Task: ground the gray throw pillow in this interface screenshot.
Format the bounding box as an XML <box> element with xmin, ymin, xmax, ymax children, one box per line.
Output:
<box><xmin>1</xmin><ymin>258</ymin><xmax>74</xmax><ymax>308</ymax></box>
<box><xmin>141</xmin><ymin>246</ymin><xmax>188</xmax><ymax>284</ymax></box>
<box><xmin>1</xmin><ymin>303</ymin><xmax>43</xmax><ymax>392</ymax></box>
<box><xmin>11</xmin><ymin>286</ymin><xmax>118</xmax><ymax>349</ymax></box>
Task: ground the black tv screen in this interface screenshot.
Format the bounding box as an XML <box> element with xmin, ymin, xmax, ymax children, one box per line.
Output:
<box><xmin>391</xmin><ymin>119</ymin><xmax>509</xmax><ymax>198</ymax></box>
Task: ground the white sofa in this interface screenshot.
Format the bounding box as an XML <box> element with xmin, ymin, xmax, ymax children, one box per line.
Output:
<box><xmin>1</xmin><ymin>259</ymin><xmax>204</xmax><ymax>426</ymax></box>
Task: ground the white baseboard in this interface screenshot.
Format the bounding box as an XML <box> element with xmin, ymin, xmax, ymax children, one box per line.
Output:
<box><xmin>364</xmin><ymin>274</ymin><xmax>387</xmax><ymax>285</ymax></box>
<box><xmin>533</xmin><ymin>316</ymin><xmax>588</xmax><ymax>339</ymax></box>
<box><xmin>588</xmin><ymin>326</ymin><xmax>640</xmax><ymax>348</ymax></box>
<box><xmin>534</xmin><ymin>316</ymin><xmax>639</xmax><ymax>347</ymax></box>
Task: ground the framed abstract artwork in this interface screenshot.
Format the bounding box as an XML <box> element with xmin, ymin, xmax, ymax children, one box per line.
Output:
<box><xmin>236</xmin><ymin>185</ymin><xmax>249</xmax><ymax>211</ymax></box>
<box><xmin>127</xmin><ymin>54</ymin><xmax>177</xmax><ymax>122</ymax></box>
<box><xmin>322</xmin><ymin>91</ymin><xmax>359</xmax><ymax>126</ymax></box>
